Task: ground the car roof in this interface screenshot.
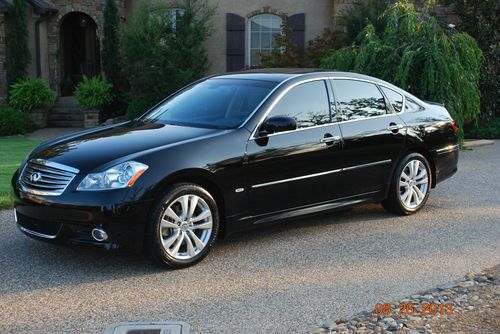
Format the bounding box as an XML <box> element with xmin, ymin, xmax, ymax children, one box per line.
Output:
<box><xmin>212</xmin><ymin>68</ymin><xmax>426</xmax><ymax>105</ymax></box>
<box><xmin>214</xmin><ymin>68</ymin><xmax>391</xmax><ymax>85</ymax></box>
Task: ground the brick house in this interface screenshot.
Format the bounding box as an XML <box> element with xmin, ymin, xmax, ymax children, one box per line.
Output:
<box><xmin>0</xmin><ymin>0</ymin><xmax>457</xmax><ymax>98</ymax></box>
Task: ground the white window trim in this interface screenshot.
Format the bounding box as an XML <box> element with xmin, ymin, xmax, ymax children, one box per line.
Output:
<box><xmin>248</xmin><ymin>14</ymin><xmax>283</xmax><ymax>66</ymax></box>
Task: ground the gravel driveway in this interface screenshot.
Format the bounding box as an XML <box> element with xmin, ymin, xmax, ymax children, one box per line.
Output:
<box><xmin>1</xmin><ymin>142</ymin><xmax>499</xmax><ymax>334</ymax></box>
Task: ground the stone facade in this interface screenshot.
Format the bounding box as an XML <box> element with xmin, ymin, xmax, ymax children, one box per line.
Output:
<box><xmin>45</xmin><ymin>0</ymin><xmax>127</xmax><ymax>92</ymax></box>
<box><xmin>0</xmin><ymin>0</ymin><xmax>458</xmax><ymax>99</ymax></box>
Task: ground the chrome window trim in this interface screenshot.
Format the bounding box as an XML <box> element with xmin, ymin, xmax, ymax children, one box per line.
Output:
<box><xmin>249</xmin><ymin>76</ymin><xmax>334</xmax><ymax>140</ymax></box>
<box><xmin>378</xmin><ymin>84</ymin><xmax>406</xmax><ymax>115</ymax></box>
<box><xmin>251</xmin><ymin>159</ymin><xmax>392</xmax><ymax>189</ymax></box>
<box><xmin>249</xmin><ymin>76</ymin><xmax>410</xmax><ymax>141</ymax></box>
<box><xmin>239</xmin><ymin>74</ymin><xmax>303</xmax><ymax>130</ymax></box>
<box><xmin>18</xmin><ymin>224</ymin><xmax>60</xmax><ymax>239</ymax></box>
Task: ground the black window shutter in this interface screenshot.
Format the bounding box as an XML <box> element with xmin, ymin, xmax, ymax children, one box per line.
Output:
<box><xmin>288</xmin><ymin>13</ymin><xmax>306</xmax><ymax>55</ymax></box>
<box><xmin>226</xmin><ymin>13</ymin><xmax>245</xmax><ymax>72</ymax></box>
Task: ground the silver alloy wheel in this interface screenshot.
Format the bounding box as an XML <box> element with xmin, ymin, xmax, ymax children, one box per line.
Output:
<box><xmin>159</xmin><ymin>194</ymin><xmax>213</xmax><ymax>260</ymax></box>
<box><xmin>399</xmin><ymin>159</ymin><xmax>429</xmax><ymax>209</ymax></box>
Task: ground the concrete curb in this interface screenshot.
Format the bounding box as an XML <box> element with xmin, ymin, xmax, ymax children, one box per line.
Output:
<box><xmin>463</xmin><ymin>139</ymin><xmax>495</xmax><ymax>149</ymax></box>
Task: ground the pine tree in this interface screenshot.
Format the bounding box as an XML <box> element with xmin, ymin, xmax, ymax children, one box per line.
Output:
<box><xmin>6</xmin><ymin>0</ymin><xmax>31</xmax><ymax>88</ymax></box>
<box><xmin>102</xmin><ymin>0</ymin><xmax>125</xmax><ymax>95</ymax></box>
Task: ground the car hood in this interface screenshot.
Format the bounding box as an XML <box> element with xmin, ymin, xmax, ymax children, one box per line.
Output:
<box><xmin>29</xmin><ymin>121</ymin><xmax>221</xmax><ymax>172</ymax></box>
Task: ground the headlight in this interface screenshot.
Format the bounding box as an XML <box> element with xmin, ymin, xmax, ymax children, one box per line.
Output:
<box><xmin>77</xmin><ymin>161</ymin><xmax>148</xmax><ymax>191</ymax></box>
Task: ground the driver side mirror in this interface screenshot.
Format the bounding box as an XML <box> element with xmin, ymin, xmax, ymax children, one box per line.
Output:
<box><xmin>259</xmin><ymin>116</ymin><xmax>297</xmax><ymax>137</ymax></box>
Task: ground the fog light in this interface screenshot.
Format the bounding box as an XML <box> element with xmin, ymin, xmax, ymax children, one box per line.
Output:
<box><xmin>91</xmin><ymin>227</ymin><xmax>108</xmax><ymax>242</ymax></box>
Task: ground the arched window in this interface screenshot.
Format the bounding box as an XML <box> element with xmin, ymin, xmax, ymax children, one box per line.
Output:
<box><xmin>248</xmin><ymin>14</ymin><xmax>282</xmax><ymax>66</ymax></box>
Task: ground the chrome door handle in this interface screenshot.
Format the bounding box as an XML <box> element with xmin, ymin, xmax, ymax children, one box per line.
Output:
<box><xmin>320</xmin><ymin>135</ymin><xmax>341</xmax><ymax>143</ymax></box>
<box><xmin>387</xmin><ymin>124</ymin><xmax>404</xmax><ymax>132</ymax></box>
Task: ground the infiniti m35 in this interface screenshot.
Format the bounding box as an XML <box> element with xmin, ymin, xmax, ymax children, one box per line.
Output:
<box><xmin>12</xmin><ymin>70</ymin><xmax>459</xmax><ymax>268</ymax></box>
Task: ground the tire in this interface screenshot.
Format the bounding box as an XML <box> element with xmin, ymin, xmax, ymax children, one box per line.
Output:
<box><xmin>146</xmin><ymin>183</ymin><xmax>220</xmax><ymax>268</ymax></box>
<box><xmin>382</xmin><ymin>153</ymin><xmax>432</xmax><ymax>215</ymax></box>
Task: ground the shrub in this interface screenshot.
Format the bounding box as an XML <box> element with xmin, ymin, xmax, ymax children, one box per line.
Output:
<box><xmin>122</xmin><ymin>0</ymin><xmax>215</xmax><ymax>105</ymax></box>
<box><xmin>6</xmin><ymin>0</ymin><xmax>31</xmax><ymax>87</ymax></box>
<box><xmin>465</xmin><ymin>117</ymin><xmax>500</xmax><ymax>139</ymax></box>
<box><xmin>126</xmin><ymin>95</ymin><xmax>159</xmax><ymax>120</ymax></box>
<box><xmin>303</xmin><ymin>29</ymin><xmax>346</xmax><ymax>68</ymax></box>
<box><xmin>262</xmin><ymin>16</ymin><xmax>301</xmax><ymax>68</ymax></box>
<box><xmin>9</xmin><ymin>79</ymin><xmax>55</xmax><ymax>112</ymax></box>
<box><xmin>0</xmin><ymin>105</ymin><xmax>28</xmax><ymax>136</ymax></box>
<box><xmin>321</xmin><ymin>2</ymin><xmax>483</xmax><ymax>142</ymax></box>
<box><xmin>75</xmin><ymin>76</ymin><xmax>114</xmax><ymax>109</ymax></box>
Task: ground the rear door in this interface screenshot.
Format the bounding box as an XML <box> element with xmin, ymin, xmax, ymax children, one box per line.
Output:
<box><xmin>331</xmin><ymin>79</ymin><xmax>407</xmax><ymax>197</ymax></box>
<box><xmin>244</xmin><ymin>79</ymin><xmax>344</xmax><ymax>216</ymax></box>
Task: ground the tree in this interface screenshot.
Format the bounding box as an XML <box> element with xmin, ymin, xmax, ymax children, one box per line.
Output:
<box><xmin>6</xmin><ymin>0</ymin><xmax>31</xmax><ymax>88</ymax></box>
<box><xmin>442</xmin><ymin>0</ymin><xmax>499</xmax><ymax>118</ymax></box>
<box><xmin>302</xmin><ymin>28</ymin><xmax>346</xmax><ymax>68</ymax></box>
<box><xmin>321</xmin><ymin>1</ymin><xmax>483</xmax><ymax>142</ymax></box>
<box><xmin>102</xmin><ymin>0</ymin><xmax>126</xmax><ymax>95</ymax></box>
<box><xmin>163</xmin><ymin>0</ymin><xmax>216</xmax><ymax>89</ymax></box>
<box><xmin>342</xmin><ymin>0</ymin><xmax>388</xmax><ymax>42</ymax></box>
<box><xmin>121</xmin><ymin>0</ymin><xmax>215</xmax><ymax>119</ymax></box>
<box><xmin>121</xmin><ymin>0</ymin><xmax>171</xmax><ymax>118</ymax></box>
<box><xmin>262</xmin><ymin>16</ymin><xmax>300</xmax><ymax>68</ymax></box>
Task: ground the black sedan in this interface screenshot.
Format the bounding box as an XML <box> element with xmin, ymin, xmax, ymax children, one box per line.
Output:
<box><xmin>12</xmin><ymin>70</ymin><xmax>459</xmax><ymax>268</ymax></box>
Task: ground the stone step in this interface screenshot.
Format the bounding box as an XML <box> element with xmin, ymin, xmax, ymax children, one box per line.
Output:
<box><xmin>48</xmin><ymin>120</ymin><xmax>84</xmax><ymax>128</ymax></box>
<box><xmin>53</xmin><ymin>96</ymin><xmax>79</xmax><ymax>109</ymax></box>
<box><xmin>51</xmin><ymin>107</ymin><xmax>82</xmax><ymax>113</ymax></box>
<box><xmin>48</xmin><ymin>113</ymin><xmax>84</xmax><ymax>121</ymax></box>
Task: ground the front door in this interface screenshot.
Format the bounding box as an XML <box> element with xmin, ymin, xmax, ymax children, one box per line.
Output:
<box><xmin>244</xmin><ymin>80</ymin><xmax>344</xmax><ymax>217</ymax></box>
<box><xmin>330</xmin><ymin>79</ymin><xmax>407</xmax><ymax>197</ymax></box>
<box><xmin>60</xmin><ymin>12</ymin><xmax>100</xmax><ymax>96</ymax></box>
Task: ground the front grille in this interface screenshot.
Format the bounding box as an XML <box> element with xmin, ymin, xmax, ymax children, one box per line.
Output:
<box><xmin>20</xmin><ymin>159</ymin><xmax>79</xmax><ymax>196</ymax></box>
<box><xmin>17</xmin><ymin>212</ymin><xmax>62</xmax><ymax>238</ymax></box>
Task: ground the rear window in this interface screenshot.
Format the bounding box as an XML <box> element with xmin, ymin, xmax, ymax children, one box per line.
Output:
<box><xmin>143</xmin><ymin>78</ymin><xmax>277</xmax><ymax>129</ymax></box>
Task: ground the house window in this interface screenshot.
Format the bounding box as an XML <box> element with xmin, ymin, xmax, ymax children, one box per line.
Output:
<box><xmin>249</xmin><ymin>14</ymin><xmax>282</xmax><ymax>66</ymax></box>
<box><xmin>171</xmin><ymin>8</ymin><xmax>185</xmax><ymax>30</ymax></box>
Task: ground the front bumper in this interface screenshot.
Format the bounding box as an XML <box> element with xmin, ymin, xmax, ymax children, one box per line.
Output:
<box><xmin>13</xmin><ymin>187</ymin><xmax>154</xmax><ymax>252</ymax></box>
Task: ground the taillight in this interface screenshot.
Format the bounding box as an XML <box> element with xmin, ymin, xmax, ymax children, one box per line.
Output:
<box><xmin>451</xmin><ymin>120</ymin><xmax>458</xmax><ymax>136</ymax></box>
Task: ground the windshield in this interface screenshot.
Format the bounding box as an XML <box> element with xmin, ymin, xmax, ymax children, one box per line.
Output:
<box><xmin>142</xmin><ymin>78</ymin><xmax>278</xmax><ymax>129</ymax></box>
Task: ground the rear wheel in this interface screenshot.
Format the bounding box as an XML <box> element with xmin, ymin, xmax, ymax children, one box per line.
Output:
<box><xmin>147</xmin><ymin>183</ymin><xmax>220</xmax><ymax>268</ymax></box>
<box><xmin>382</xmin><ymin>153</ymin><xmax>432</xmax><ymax>215</ymax></box>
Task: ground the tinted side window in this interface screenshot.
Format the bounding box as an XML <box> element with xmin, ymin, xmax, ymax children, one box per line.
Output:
<box><xmin>381</xmin><ymin>87</ymin><xmax>404</xmax><ymax>113</ymax></box>
<box><xmin>405</xmin><ymin>98</ymin><xmax>424</xmax><ymax>112</ymax></box>
<box><xmin>268</xmin><ymin>80</ymin><xmax>330</xmax><ymax>128</ymax></box>
<box><xmin>333</xmin><ymin>79</ymin><xmax>387</xmax><ymax>121</ymax></box>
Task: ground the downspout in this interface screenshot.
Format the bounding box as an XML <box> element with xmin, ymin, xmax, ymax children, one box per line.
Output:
<box><xmin>35</xmin><ymin>12</ymin><xmax>54</xmax><ymax>77</ymax></box>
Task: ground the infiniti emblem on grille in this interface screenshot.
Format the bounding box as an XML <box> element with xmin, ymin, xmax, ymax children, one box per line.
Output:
<box><xmin>29</xmin><ymin>172</ymin><xmax>42</xmax><ymax>182</ymax></box>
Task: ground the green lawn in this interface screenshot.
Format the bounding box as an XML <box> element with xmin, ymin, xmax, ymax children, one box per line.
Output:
<box><xmin>0</xmin><ymin>136</ymin><xmax>42</xmax><ymax>208</ymax></box>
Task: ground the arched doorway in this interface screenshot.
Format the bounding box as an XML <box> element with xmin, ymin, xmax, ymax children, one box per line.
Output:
<box><xmin>59</xmin><ymin>12</ymin><xmax>100</xmax><ymax>96</ymax></box>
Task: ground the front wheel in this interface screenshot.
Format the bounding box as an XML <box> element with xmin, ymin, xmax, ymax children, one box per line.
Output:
<box><xmin>147</xmin><ymin>183</ymin><xmax>220</xmax><ymax>268</ymax></box>
<box><xmin>382</xmin><ymin>153</ymin><xmax>432</xmax><ymax>215</ymax></box>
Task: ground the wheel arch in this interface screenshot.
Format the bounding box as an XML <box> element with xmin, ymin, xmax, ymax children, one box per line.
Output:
<box><xmin>151</xmin><ymin>168</ymin><xmax>227</xmax><ymax>238</ymax></box>
<box><xmin>400</xmin><ymin>146</ymin><xmax>437</xmax><ymax>188</ymax></box>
